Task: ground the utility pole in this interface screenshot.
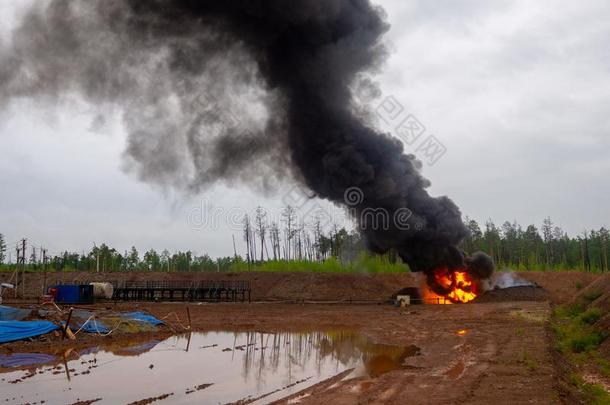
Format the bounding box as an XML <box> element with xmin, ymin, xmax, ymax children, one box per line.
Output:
<box><xmin>21</xmin><ymin>239</ymin><xmax>27</xmax><ymax>299</ymax></box>
<box><xmin>42</xmin><ymin>248</ymin><xmax>48</xmax><ymax>295</ymax></box>
<box><xmin>14</xmin><ymin>244</ymin><xmax>20</xmax><ymax>298</ymax></box>
<box><xmin>13</xmin><ymin>239</ymin><xmax>27</xmax><ymax>299</ymax></box>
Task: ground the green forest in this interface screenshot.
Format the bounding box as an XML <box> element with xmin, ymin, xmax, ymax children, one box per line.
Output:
<box><xmin>0</xmin><ymin>214</ymin><xmax>607</xmax><ymax>273</ymax></box>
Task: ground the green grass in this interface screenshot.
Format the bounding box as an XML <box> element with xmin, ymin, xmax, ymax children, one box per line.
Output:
<box><xmin>229</xmin><ymin>254</ymin><xmax>410</xmax><ymax>274</ymax></box>
<box><xmin>596</xmin><ymin>358</ymin><xmax>610</xmax><ymax>379</ymax></box>
<box><xmin>554</xmin><ymin>305</ymin><xmax>608</xmax><ymax>354</ymax></box>
<box><xmin>0</xmin><ymin>254</ymin><xmax>410</xmax><ymax>274</ymax></box>
<box><xmin>569</xmin><ymin>373</ymin><xmax>610</xmax><ymax>405</ymax></box>
<box><xmin>519</xmin><ymin>349</ymin><xmax>539</xmax><ymax>371</ymax></box>
<box><xmin>553</xmin><ymin>304</ymin><xmax>610</xmax><ymax>404</ymax></box>
<box><xmin>568</xmin><ymin>332</ymin><xmax>608</xmax><ymax>354</ymax></box>
<box><xmin>509</xmin><ymin>263</ymin><xmax>607</xmax><ymax>273</ymax></box>
<box><xmin>555</xmin><ymin>303</ymin><xmax>586</xmax><ymax>319</ymax></box>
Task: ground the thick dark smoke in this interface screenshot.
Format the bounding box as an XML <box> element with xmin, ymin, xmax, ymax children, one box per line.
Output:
<box><xmin>465</xmin><ymin>251</ymin><xmax>495</xmax><ymax>280</ymax></box>
<box><xmin>0</xmin><ymin>0</ymin><xmax>493</xmax><ymax>290</ymax></box>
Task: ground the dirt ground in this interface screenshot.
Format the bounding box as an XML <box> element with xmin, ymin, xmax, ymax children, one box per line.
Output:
<box><xmin>111</xmin><ymin>301</ymin><xmax>559</xmax><ymax>404</ymax></box>
<box><xmin>0</xmin><ymin>270</ymin><xmax>603</xmax><ymax>404</ymax></box>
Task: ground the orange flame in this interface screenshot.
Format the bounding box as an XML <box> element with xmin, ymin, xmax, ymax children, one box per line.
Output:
<box><xmin>424</xmin><ymin>268</ymin><xmax>478</xmax><ymax>304</ymax></box>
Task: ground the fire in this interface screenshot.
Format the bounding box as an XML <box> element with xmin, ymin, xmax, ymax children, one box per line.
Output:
<box><xmin>424</xmin><ymin>268</ymin><xmax>479</xmax><ymax>304</ymax></box>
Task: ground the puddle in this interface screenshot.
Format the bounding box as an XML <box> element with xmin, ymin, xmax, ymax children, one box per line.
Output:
<box><xmin>0</xmin><ymin>331</ymin><xmax>419</xmax><ymax>404</ymax></box>
<box><xmin>0</xmin><ymin>353</ymin><xmax>58</xmax><ymax>368</ymax></box>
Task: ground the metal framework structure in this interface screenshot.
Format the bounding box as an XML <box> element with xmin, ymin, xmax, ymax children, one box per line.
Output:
<box><xmin>111</xmin><ymin>280</ymin><xmax>252</xmax><ymax>302</ymax></box>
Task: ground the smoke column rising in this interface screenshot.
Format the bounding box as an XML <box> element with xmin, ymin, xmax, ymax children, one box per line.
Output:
<box><xmin>0</xmin><ymin>0</ymin><xmax>489</xmax><ymax>292</ymax></box>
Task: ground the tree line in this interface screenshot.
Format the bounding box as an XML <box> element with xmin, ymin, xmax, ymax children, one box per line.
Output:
<box><xmin>462</xmin><ymin>216</ymin><xmax>608</xmax><ymax>272</ymax></box>
<box><xmin>0</xmin><ymin>213</ymin><xmax>607</xmax><ymax>273</ymax></box>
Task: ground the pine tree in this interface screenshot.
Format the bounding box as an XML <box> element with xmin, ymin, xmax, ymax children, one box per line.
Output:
<box><xmin>541</xmin><ymin>217</ymin><xmax>554</xmax><ymax>267</ymax></box>
<box><xmin>127</xmin><ymin>246</ymin><xmax>139</xmax><ymax>271</ymax></box>
<box><xmin>599</xmin><ymin>227</ymin><xmax>610</xmax><ymax>271</ymax></box>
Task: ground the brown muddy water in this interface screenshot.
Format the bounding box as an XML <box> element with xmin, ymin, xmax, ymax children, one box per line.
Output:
<box><xmin>0</xmin><ymin>331</ymin><xmax>419</xmax><ymax>404</ymax></box>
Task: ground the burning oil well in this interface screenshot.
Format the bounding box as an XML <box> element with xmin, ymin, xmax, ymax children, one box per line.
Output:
<box><xmin>0</xmin><ymin>0</ymin><xmax>496</xmax><ymax>301</ymax></box>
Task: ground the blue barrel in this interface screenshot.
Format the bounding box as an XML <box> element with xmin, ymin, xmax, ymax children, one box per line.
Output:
<box><xmin>50</xmin><ymin>285</ymin><xmax>94</xmax><ymax>304</ymax></box>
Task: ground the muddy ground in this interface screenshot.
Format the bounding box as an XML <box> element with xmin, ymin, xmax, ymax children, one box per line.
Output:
<box><xmin>1</xmin><ymin>302</ymin><xmax>559</xmax><ymax>405</ymax></box>
<box><xmin>145</xmin><ymin>301</ymin><xmax>556</xmax><ymax>404</ymax></box>
<box><xmin>0</xmin><ymin>270</ymin><xmax>603</xmax><ymax>404</ymax></box>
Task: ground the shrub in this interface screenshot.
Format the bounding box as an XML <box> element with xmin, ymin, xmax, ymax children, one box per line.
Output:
<box><xmin>580</xmin><ymin>308</ymin><xmax>603</xmax><ymax>325</ymax></box>
<box><xmin>568</xmin><ymin>330</ymin><xmax>608</xmax><ymax>353</ymax></box>
<box><xmin>584</xmin><ymin>291</ymin><xmax>603</xmax><ymax>302</ymax></box>
<box><xmin>553</xmin><ymin>304</ymin><xmax>608</xmax><ymax>354</ymax></box>
<box><xmin>554</xmin><ymin>303</ymin><xmax>585</xmax><ymax>319</ymax></box>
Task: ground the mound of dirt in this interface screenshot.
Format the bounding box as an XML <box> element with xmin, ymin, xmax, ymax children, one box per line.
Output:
<box><xmin>474</xmin><ymin>286</ymin><xmax>548</xmax><ymax>303</ymax></box>
<box><xmin>572</xmin><ymin>273</ymin><xmax>610</xmax><ymax>311</ymax></box>
<box><xmin>570</xmin><ymin>273</ymin><xmax>610</xmax><ymax>356</ymax></box>
<box><xmin>519</xmin><ymin>271</ymin><xmax>599</xmax><ymax>304</ymax></box>
<box><xmin>0</xmin><ymin>271</ymin><xmax>421</xmax><ymax>303</ymax></box>
<box><xmin>0</xmin><ymin>269</ymin><xmax>598</xmax><ymax>304</ymax></box>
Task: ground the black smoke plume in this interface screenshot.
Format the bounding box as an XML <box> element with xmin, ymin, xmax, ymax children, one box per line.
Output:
<box><xmin>0</xmin><ymin>0</ymin><xmax>493</xmax><ymax>292</ymax></box>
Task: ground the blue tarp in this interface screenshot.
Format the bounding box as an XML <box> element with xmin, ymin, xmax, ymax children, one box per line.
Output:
<box><xmin>0</xmin><ymin>321</ymin><xmax>59</xmax><ymax>344</ymax></box>
<box><xmin>0</xmin><ymin>353</ymin><xmax>57</xmax><ymax>367</ymax></box>
<box><xmin>58</xmin><ymin>311</ymin><xmax>161</xmax><ymax>335</ymax></box>
<box><xmin>61</xmin><ymin>318</ymin><xmax>110</xmax><ymax>334</ymax></box>
<box><xmin>78</xmin><ymin>318</ymin><xmax>110</xmax><ymax>334</ymax></box>
<box><xmin>0</xmin><ymin>306</ymin><xmax>30</xmax><ymax>321</ymax></box>
<box><xmin>67</xmin><ymin>311</ymin><xmax>161</xmax><ymax>334</ymax></box>
<box><xmin>121</xmin><ymin>311</ymin><xmax>163</xmax><ymax>326</ymax></box>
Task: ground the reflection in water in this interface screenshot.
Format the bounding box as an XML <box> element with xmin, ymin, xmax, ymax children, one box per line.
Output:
<box><xmin>0</xmin><ymin>353</ymin><xmax>57</xmax><ymax>368</ymax></box>
<box><xmin>237</xmin><ymin>330</ymin><xmax>420</xmax><ymax>386</ymax></box>
<box><xmin>0</xmin><ymin>331</ymin><xmax>418</xmax><ymax>405</ymax></box>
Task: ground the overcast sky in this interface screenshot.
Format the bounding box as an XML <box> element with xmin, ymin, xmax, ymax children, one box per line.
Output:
<box><xmin>1</xmin><ymin>0</ymin><xmax>609</xmax><ymax>260</ymax></box>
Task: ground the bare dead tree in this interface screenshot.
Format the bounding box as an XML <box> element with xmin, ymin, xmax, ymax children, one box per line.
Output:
<box><xmin>304</xmin><ymin>229</ymin><xmax>313</xmax><ymax>261</ymax></box>
<box><xmin>282</xmin><ymin>205</ymin><xmax>296</xmax><ymax>261</ymax></box>
<box><xmin>270</xmin><ymin>222</ymin><xmax>280</xmax><ymax>261</ymax></box>
<box><xmin>296</xmin><ymin>223</ymin><xmax>304</xmax><ymax>260</ymax></box>
<box><xmin>313</xmin><ymin>216</ymin><xmax>322</xmax><ymax>262</ymax></box>
<box><xmin>250</xmin><ymin>225</ymin><xmax>257</xmax><ymax>262</ymax></box>
<box><xmin>242</xmin><ymin>214</ymin><xmax>252</xmax><ymax>269</ymax></box>
<box><xmin>254</xmin><ymin>206</ymin><xmax>268</xmax><ymax>262</ymax></box>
